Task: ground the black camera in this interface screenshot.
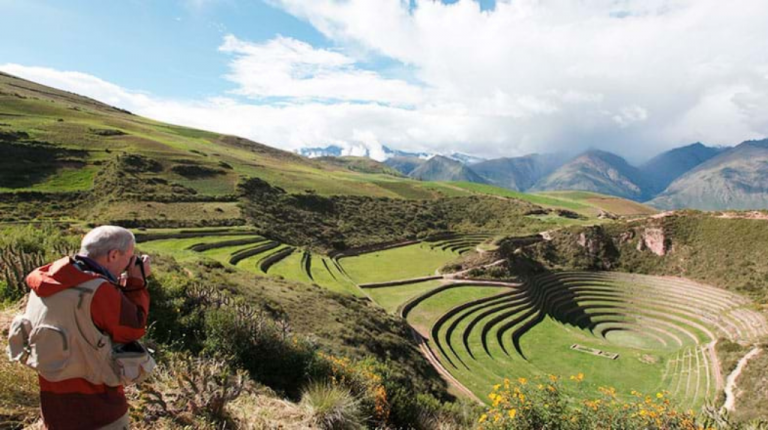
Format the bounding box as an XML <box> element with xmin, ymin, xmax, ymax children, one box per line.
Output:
<box><xmin>134</xmin><ymin>255</ymin><xmax>147</xmax><ymax>284</ymax></box>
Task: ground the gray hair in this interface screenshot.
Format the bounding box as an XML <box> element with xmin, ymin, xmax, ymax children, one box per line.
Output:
<box><xmin>79</xmin><ymin>225</ymin><xmax>135</xmax><ymax>258</ymax></box>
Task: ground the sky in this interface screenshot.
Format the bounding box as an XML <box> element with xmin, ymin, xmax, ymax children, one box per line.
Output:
<box><xmin>2</xmin><ymin>0</ymin><xmax>768</xmax><ymax>163</ymax></box>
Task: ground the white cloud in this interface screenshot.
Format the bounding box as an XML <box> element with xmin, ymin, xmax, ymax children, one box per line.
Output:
<box><xmin>218</xmin><ymin>34</ymin><xmax>424</xmax><ymax>105</ymax></box>
<box><xmin>5</xmin><ymin>0</ymin><xmax>768</xmax><ymax>162</ymax></box>
<box><xmin>265</xmin><ymin>0</ymin><xmax>768</xmax><ymax>161</ymax></box>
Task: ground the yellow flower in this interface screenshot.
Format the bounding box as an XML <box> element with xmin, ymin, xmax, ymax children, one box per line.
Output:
<box><xmin>549</xmin><ymin>374</ymin><xmax>558</xmax><ymax>382</ymax></box>
<box><xmin>518</xmin><ymin>377</ymin><xmax>528</xmax><ymax>385</ymax></box>
<box><xmin>656</xmin><ymin>392</ymin><xmax>664</xmax><ymax>399</ymax></box>
<box><xmin>478</xmin><ymin>414</ymin><xmax>487</xmax><ymax>423</ymax></box>
<box><xmin>508</xmin><ymin>409</ymin><xmax>517</xmax><ymax>419</ymax></box>
<box><xmin>493</xmin><ymin>384</ymin><xmax>501</xmax><ymax>391</ymax></box>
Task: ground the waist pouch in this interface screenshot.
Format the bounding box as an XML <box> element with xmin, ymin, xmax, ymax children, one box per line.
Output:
<box><xmin>112</xmin><ymin>341</ymin><xmax>157</xmax><ymax>385</ymax></box>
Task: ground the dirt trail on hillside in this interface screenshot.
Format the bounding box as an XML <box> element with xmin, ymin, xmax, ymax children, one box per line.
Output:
<box><xmin>722</xmin><ymin>347</ymin><xmax>762</xmax><ymax>412</ymax></box>
<box><xmin>410</xmin><ymin>328</ymin><xmax>483</xmax><ymax>404</ymax></box>
<box><xmin>717</xmin><ymin>211</ymin><xmax>768</xmax><ymax>221</ymax></box>
<box><xmin>707</xmin><ymin>341</ymin><xmax>724</xmax><ymax>391</ymax></box>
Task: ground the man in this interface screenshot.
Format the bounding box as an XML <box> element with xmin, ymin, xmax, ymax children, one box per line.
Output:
<box><xmin>24</xmin><ymin>225</ymin><xmax>151</xmax><ymax>430</ymax></box>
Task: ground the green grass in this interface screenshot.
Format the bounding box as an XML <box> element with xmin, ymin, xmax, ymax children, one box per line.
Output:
<box><xmin>268</xmin><ymin>251</ymin><xmax>309</xmax><ymax>282</ymax></box>
<box><xmin>365</xmin><ymin>280</ymin><xmax>444</xmax><ymax>313</ymax></box>
<box><xmin>310</xmin><ymin>256</ymin><xmax>364</xmax><ymax>297</ymax></box>
<box><xmin>0</xmin><ymin>165</ymin><xmax>98</xmax><ymax>192</ymax></box>
<box><xmin>406</xmin><ymin>285</ymin><xmax>505</xmax><ymax>335</ymax></box>
<box><xmin>416</xmin><ymin>272</ymin><xmax>740</xmax><ymax>410</ymax></box>
<box><xmin>137</xmin><ymin>235</ymin><xmax>262</xmax><ymax>262</ymax></box>
<box><xmin>338</xmin><ymin>243</ymin><xmax>460</xmax><ymax>284</ymax></box>
<box><xmin>449</xmin><ymin>182</ymin><xmax>590</xmax><ymax>210</ymax></box>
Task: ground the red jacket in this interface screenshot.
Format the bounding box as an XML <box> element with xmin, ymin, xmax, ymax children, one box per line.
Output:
<box><xmin>26</xmin><ymin>257</ymin><xmax>150</xmax><ymax>430</ymax></box>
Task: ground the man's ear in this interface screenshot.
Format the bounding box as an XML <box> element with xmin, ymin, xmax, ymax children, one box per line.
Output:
<box><xmin>107</xmin><ymin>249</ymin><xmax>118</xmax><ymax>262</ymax></box>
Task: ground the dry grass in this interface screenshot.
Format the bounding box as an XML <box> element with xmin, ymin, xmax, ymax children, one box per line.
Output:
<box><xmin>226</xmin><ymin>392</ymin><xmax>315</xmax><ymax>430</ymax></box>
<box><xmin>0</xmin><ymin>300</ymin><xmax>40</xmax><ymax>429</ymax></box>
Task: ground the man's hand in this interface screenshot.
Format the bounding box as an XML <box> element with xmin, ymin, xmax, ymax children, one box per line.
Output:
<box><xmin>126</xmin><ymin>254</ymin><xmax>152</xmax><ymax>280</ymax></box>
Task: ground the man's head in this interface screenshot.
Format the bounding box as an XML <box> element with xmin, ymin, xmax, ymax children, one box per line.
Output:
<box><xmin>79</xmin><ymin>225</ymin><xmax>136</xmax><ymax>278</ymax></box>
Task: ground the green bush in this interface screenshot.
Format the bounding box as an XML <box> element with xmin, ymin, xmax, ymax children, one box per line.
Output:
<box><xmin>300</xmin><ymin>382</ymin><xmax>366</xmax><ymax>430</ymax></box>
<box><xmin>202</xmin><ymin>306</ymin><xmax>317</xmax><ymax>397</ymax></box>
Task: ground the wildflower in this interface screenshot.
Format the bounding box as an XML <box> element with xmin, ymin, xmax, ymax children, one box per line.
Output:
<box><xmin>656</xmin><ymin>392</ymin><xmax>664</xmax><ymax>399</ymax></box>
<box><xmin>508</xmin><ymin>409</ymin><xmax>517</xmax><ymax>419</ymax></box>
<box><xmin>478</xmin><ymin>414</ymin><xmax>487</xmax><ymax>423</ymax></box>
<box><xmin>518</xmin><ymin>377</ymin><xmax>528</xmax><ymax>385</ymax></box>
<box><xmin>549</xmin><ymin>374</ymin><xmax>558</xmax><ymax>382</ymax></box>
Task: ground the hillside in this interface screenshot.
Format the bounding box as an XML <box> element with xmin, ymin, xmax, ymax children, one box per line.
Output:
<box><xmin>471</xmin><ymin>153</ymin><xmax>564</xmax><ymax>191</ymax></box>
<box><xmin>0</xmin><ymin>71</ymin><xmax>471</xmax><ymax>216</ymax></box>
<box><xmin>501</xmin><ymin>211</ymin><xmax>768</xmax><ymax>302</ymax></box>
<box><xmin>315</xmin><ymin>156</ymin><xmax>404</xmax><ymax>176</ymax></box>
<box><xmin>383</xmin><ymin>155</ymin><xmax>425</xmax><ymax>175</ymax></box>
<box><xmin>409</xmin><ymin>155</ymin><xmax>487</xmax><ymax>183</ymax></box>
<box><xmin>648</xmin><ymin>139</ymin><xmax>768</xmax><ymax>210</ymax></box>
<box><xmin>530</xmin><ymin>150</ymin><xmax>649</xmax><ymax>201</ymax></box>
<box><xmin>639</xmin><ymin>142</ymin><xmax>723</xmax><ymax>195</ymax></box>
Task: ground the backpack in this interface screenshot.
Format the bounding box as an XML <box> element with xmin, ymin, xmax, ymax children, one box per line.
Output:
<box><xmin>6</xmin><ymin>278</ymin><xmax>155</xmax><ymax>386</ymax></box>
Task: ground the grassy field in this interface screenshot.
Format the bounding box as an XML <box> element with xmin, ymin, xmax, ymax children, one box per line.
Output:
<box><xmin>538</xmin><ymin>190</ymin><xmax>658</xmax><ymax>216</ymax></box>
<box><xmin>365</xmin><ymin>280</ymin><xmax>445</xmax><ymax>313</ymax></box>
<box><xmin>309</xmin><ymin>255</ymin><xmax>364</xmax><ymax>297</ymax></box>
<box><xmin>404</xmin><ymin>271</ymin><xmax>765</xmax><ymax>412</ymax></box>
<box><xmin>137</xmin><ymin>234</ymin><xmax>264</xmax><ymax>262</ymax></box>
<box><xmin>449</xmin><ymin>182</ymin><xmax>590</xmax><ymax>210</ymax></box>
<box><xmin>406</xmin><ymin>285</ymin><xmax>507</xmax><ymax>336</ymax></box>
<box><xmin>448</xmin><ymin>182</ymin><xmax>657</xmax><ymax>218</ymax></box>
<box><xmin>268</xmin><ymin>250</ymin><xmax>308</xmax><ymax>283</ymax></box>
<box><xmin>338</xmin><ymin>243</ymin><xmax>460</xmax><ymax>284</ymax></box>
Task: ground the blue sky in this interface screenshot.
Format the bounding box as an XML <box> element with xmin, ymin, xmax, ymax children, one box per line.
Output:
<box><xmin>0</xmin><ymin>0</ymin><xmax>329</xmax><ymax>98</ymax></box>
<box><xmin>2</xmin><ymin>0</ymin><xmax>767</xmax><ymax>161</ymax></box>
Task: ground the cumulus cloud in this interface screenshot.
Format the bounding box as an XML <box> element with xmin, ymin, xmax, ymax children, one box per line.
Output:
<box><xmin>266</xmin><ymin>0</ymin><xmax>768</xmax><ymax>161</ymax></box>
<box><xmin>219</xmin><ymin>34</ymin><xmax>424</xmax><ymax>105</ymax></box>
<box><xmin>5</xmin><ymin>0</ymin><xmax>768</xmax><ymax>162</ymax></box>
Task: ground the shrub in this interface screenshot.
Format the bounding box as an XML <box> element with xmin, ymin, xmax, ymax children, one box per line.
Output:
<box><xmin>300</xmin><ymin>382</ymin><xmax>366</xmax><ymax>430</ymax></box>
<box><xmin>313</xmin><ymin>353</ymin><xmax>390</xmax><ymax>427</ymax></box>
<box><xmin>478</xmin><ymin>374</ymin><xmax>705</xmax><ymax>430</ymax></box>
<box><xmin>202</xmin><ymin>306</ymin><xmax>317</xmax><ymax>396</ymax></box>
<box><xmin>134</xmin><ymin>353</ymin><xmax>252</xmax><ymax>427</ymax></box>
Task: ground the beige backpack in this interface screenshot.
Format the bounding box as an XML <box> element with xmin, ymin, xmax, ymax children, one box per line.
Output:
<box><xmin>6</xmin><ymin>278</ymin><xmax>155</xmax><ymax>386</ymax></box>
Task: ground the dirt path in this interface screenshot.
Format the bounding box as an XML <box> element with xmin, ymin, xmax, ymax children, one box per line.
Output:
<box><xmin>707</xmin><ymin>340</ymin><xmax>724</xmax><ymax>391</ymax></box>
<box><xmin>722</xmin><ymin>347</ymin><xmax>762</xmax><ymax>412</ymax></box>
<box><xmin>409</xmin><ymin>328</ymin><xmax>483</xmax><ymax>404</ymax></box>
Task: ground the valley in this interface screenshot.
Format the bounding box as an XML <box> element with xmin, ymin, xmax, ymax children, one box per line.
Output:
<box><xmin>1</xmin><ymin>71</ymin><xmax>767</xmax><ymax>429</ymax></box>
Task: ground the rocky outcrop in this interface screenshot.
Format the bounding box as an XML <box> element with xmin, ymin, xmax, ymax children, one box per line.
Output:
<box><xmin>637</xmin><ymin>227</ymin><xmax>668</xmax><ymax>256</ymax></box>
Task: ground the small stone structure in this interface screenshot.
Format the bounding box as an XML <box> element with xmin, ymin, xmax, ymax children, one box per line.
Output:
<box><xmin>570</xmin><ymin>344</ymin><xmax>619</xmax><ymax>360</ymax></box>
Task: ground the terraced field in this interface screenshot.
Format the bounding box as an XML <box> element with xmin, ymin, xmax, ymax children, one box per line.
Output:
<box><xmin>337</xmin><ymin>234</ymin><xmax>493</xmax><ymax>285</ymax></box>
<box><xmin>136</xmin><ymin>228</ymin><xmax>767</xmax><ymax>410</ymax></box>
<box><xmin>137</xmin><ymin>228</ymin><xmax>493</xmax><ymax>298</ymax></box>
<box><xmin>400</xmin><ymin>271</ymin><xmax>768</xmax><ymax>409</ymax></box>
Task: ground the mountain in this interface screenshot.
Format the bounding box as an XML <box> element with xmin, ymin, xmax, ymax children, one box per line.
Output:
<box><xmin>384</xmin><ymin>155</ymin><xmax>426</xmax><ymax>175</ymax></box>
<box><xmin>471</xmin><ymin>153</ymin><xmax>566</xmax><ymax>191</ymax></box>
<box><xmin>297</xmin><ymin>144</ymin><xmax>431</xmax><ymax>161</ymax></box>
<box><xmin>530</xmin><ymin>150</ymin><xmax>649</xmax><ymax>201</ymax></box>
<box><xmin>408</xmin><ymin>155</ymin><xmax>488</xmax><ymax>183</ymax></box>
<box><xmin>384</xmin><ymin>145</ymin><xmax>431</xmax><ymax>160</ymax></box>
<box><xmin>315</xmin><ymin>156</ymin><xmax>404</xmax><ymax>176</ymax></box>
<box><xmin>446</xmin><ymin>151</ymin><xmax>486</xmax><ymax>165</ymax></box>
<box><xmin>639</xmin><ymin>142</ymin><xmax>724</xmax><ymax>194</ymax></box>
<box><xmin>648</xmin><ymin>139</ymin><xmax>768</xmax><ymax>210</ymax></box>
<box><xmin>298</xmin><ymin>145</ymin><xmax>344</xmax><ymax>158</ymax></box>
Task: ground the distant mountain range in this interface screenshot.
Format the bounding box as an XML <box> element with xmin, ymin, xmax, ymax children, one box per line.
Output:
<box><xmin>303</xmin><ymin>139</ymin><xmax>768</xmax><ymax>211</ymax></box>
<box><xmin>408</xmin><ymin>155</ymin><xmax>488</xmax><ymax>183</ymax></box>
